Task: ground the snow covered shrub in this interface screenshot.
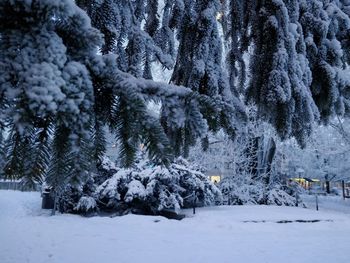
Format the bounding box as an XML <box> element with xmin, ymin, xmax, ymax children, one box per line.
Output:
<box><xmin>96</xmin><ymin>165</ymin><xmax>182</xmax><ymax>214</ymax></box>
<box><xmin>220</xmin><ymin>177</ymin><xmax>298</xmax><ymax>206</ymax></box>
<box><xmin>220</xmin><ymin>177</ymin><xmax>264</xmax><ymax>205</ymax></box>
<box><xmin>175</xmin><ymin>158</ymin><xmax>222</xmax><ymax>208</ymax></box>
<box><xmin>57</xmin><ymin>186</ymin><xmax>83</xmax><ymax>214</ymax></box>
<box><xmin>267</xmin><ymin>188</ymin><xmax>297</xmax><ymax>206</ymax></box>
<box><xmin>75</xmin><ymin>196</ymin><xmax>97</xmax><ymax>214</ymax></box>
<box><xmin>94</xmin><ymin>156</ymin><xmax>119</xmax><ymax>185</ymax></box>
<box><xmin>57</xmin><ymin>175</ymin><xmax>96</xmax><ymax>214</ymax></box>
<box><xmin>190</xmin><ymin>107</ymin><xmax>299</xmax><ymax>207</ymax></box>
<box><xmin>95</xmin><ymin>157</ymin><xmax>221</xmax><ymax>215</ymax></box>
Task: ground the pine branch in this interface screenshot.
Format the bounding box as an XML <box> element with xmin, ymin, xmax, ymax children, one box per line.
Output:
<box><xmin>92</xmin><ymin>118</ymin><xmax>107</xmax><ymax>166</ymax></box>
<box><xmin>46</xmin><ymin>125</ymin><xmax>71</xmax><ymax>192</ymax></box>
<box><xmin>3</xmin><ymin>127</ymin><xmax>27</xmax><ymax>181</ymax></box>
<box><xmin>20</xmin><ymin>124</ymin><xmax>53</xmax><ymax>189</ymax></box>
<box><xmin>113</xmin><ymin>96</ymin><xmax>140</xmax><ymax>167</ymax></box>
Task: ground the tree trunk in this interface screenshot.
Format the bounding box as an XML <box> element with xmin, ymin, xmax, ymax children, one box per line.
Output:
<box><xmin>325</xmin><ymin>180</ymin><xmax>330</xmax><ymax>194</ymax></box>
<box><xmin>261</xmin><ymin>137</ymin><xmax>276</xmax><ymax>186</ymax></box>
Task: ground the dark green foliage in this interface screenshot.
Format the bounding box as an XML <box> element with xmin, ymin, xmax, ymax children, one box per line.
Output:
<box><xmin>223</xmin><ymin>0</ymin><xmax>253</xmax><ymax>92</ymax></box>
<box><xmin>57</xmin><ymin>175</ymin><xmax>96</xmax><ymax>214</ymax></box>
<box><xmin>241</xmin><ymin>0</ymin><xmax>319</xmax><ymax>145</ymax></box>
<box><xmin>165</xmin><ymin>0</ymin><xmax>245</xmax><ymax>156</ymax></box>
<box><xmin>141</xmin><ymin>116</ymin><xmax>173</xmax><ymax>166</ymax></box>
<box><xmin>2</xmin><ymin>123</ymin><xmax>52</xmax><ymax>189</ymax></box>
<box><xmin>92</xmin><ymin>118</ymin><xmax>107</xmax><ymax>167</ymax></box>
<box><xmin>0</xmin><ymin>0</ymin><xmax>101</xmax><ymax>190</ymax></box>
<box><xmin>299</xmin><ymin>0</ymin><xmax>350</xmax><ymax>121</ymax></box>
<box><xmin>46</xmin><ymin>125</ymin><xmax>71</xmax><ymax>192</ymax></box>
<box><xmin>223</xmin><ymin>0</ymin><xmax>350</xmax><ymax>145</ymax></box>
<box><xmin>3</xmin><ymin>128</ymin><xmax>27</xmax><ymax>181</ymax></box>
<box><xmin>114</xmin><ymin>97</ymin><xmax>142</xmax><ymax>167</ymax></box>
<box><xmin>22</xmin><ymin>124</ymin><xmax>52</xmax><ymax>188</ymax></box>
<box><xmin>163</xmin><ymin>95</ymin><xmax>208</xmax><ymax>157</ymax></box>
<box><xmin>112</xmin><ymin>94</ymin><xmax>172</xmax><ymax>167</ymax></box>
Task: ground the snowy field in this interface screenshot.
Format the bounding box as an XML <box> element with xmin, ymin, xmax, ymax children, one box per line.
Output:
<box><xmin>1</xmin><ymin>190</ymin><xmax>350</xmax><ymax>263</ymax></box>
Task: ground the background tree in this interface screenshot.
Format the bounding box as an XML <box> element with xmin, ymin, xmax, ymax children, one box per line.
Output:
<box><xmin>278</xmin><ymin>120</ymin><xmax>350</xmax><ymax>193</ymax></box>
<box><xmin>189</xmin><ymin>105</ymin><xmax>296</xmax><ymax>206</ymax></box>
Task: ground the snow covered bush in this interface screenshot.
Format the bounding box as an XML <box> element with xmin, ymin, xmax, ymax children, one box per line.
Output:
<box><xmin>95</xmin><ymin>157</ymin><xmax>221</xmax><ymax>215</ymax></box>
<box><xmin>94</xmin><ymin>156</ymin><xmax>119</xmax><ymax>185</ymax></box>
<box><xmin>220</xmin><ymin>177</ymin><xmax>265</xmax><ymax>205</ymax></box>
<box><xmin>220</xmin><ymin>176</ymin><xmax>298</xmax><ymax>206</ymax></box>
<box><xmin>96</xmin><ymin>165</ymin><xmax>182</xmax><ymax>214</ymax></box>
<box><xmin>267</xmin><ymin>188</ymin><xmax>297</xmax><ymax>206</ymax></box>
<box><xmin>56</xmin><ymin>175</ymin><xmax>96</xmax><ymax>214</ymax></box>
<box><xmin>190</xmin><ymin>106</ymin><xmax>299</xmax><ymax>206</ymax></box>
<box><xmin>175</xmin><ymin>158</ymin><xmax>222</xmax><ymax>208</ymax></box>
<box><xmin>75</xmin><ymin>196</ymin><xmax>97</xmax><ymax>214</ymax></box>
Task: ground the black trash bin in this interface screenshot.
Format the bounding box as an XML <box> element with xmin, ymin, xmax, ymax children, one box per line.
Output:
<box><xmin>42</xmin><ymin>188</ymin><xmax>54</xmax><ymax>209</ymax></box>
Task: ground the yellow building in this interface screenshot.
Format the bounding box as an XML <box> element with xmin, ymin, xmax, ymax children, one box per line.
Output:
<box><xmin>289</xmin><ymin>177</ymin><xmax>321</xmax><ymax>189</ymax></box>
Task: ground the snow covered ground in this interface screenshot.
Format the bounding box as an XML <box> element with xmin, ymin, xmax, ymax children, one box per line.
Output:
<box><xmin>1</xmin><ymin>190</ymin><xmax>350</xmax><ymax>263</ymax></box>
<box><xmin>302</xmin><ymin>194</ymin><xmax>350</xmax><ymax>214</ymax></box>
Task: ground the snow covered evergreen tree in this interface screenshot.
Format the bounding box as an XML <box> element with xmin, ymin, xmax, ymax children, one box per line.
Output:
<box><xmin>300</xmin><ymin>0</ymin><xmax>350</xmax><ymax>121</ymax></box>
<box><xmin>77</xmin><ymin>0</ymin><xmax>246</xmax><ymax>161</ymax></box>
<box><xmin>4</xmin><ymin>0</ymin><xmax>350</xmax><ymax>213</ymax></box>
<box><xmin>222</xmin><ymin>0</ymin><xmax>350</xmax><ymax>146</ymax></box>
<box><xmin>75</xmin><ymin>0</ymin><xmax>197</xmax><ymax>165</ymax></box>
<box><xmin>1</xmin><ymin>0</ymin><xmax>231</xmax><ymax>207</ymax></box>
<box><xmin>164</xmin><ymin>0</ymin><xmax>246</xmax><ymax>157</ymax></box>
<box><xmin>0</xmin><ymin>0</ymin><xmax>101</xmax><ymax>190</ymax></box>
<box><xmin>222</xmin><ymin>0</ymin><xmax>254</xmax><ymax>92</ymax></box>
<box><xmin>245</xmin><ymin>0</ymin><xmax>319</xmax><ymax>146</ymax></box>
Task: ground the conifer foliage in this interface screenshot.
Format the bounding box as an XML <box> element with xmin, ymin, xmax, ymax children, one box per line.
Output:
<box><xmin>0</xmin><ymin>0</ymin><xmax>101</xmax><ymax>190</ymax></box>
<box><xmin>165</xmin><ymin>0</ymin><xmax>246</xmax><ymax>156</ymax></box>
<box><xmin>0</xmin><ymin>0</ymin><xmax>242</xmax><ymax>202</ymax></box>
<box><xmin>247</xmin><ymin>0</ymin><xmax>319</xmax><ymax>146</ymax></box>
<box><xmin>224</xmin><ymin>0</ymin><xmax>350</xmax><ymax>146</ymax></box>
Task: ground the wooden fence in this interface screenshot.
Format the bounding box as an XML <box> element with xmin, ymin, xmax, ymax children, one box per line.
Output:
<box><xmin>0</xmin><ymin>180</ymin><xmax>40</xmax><ymax>191</ymax></box>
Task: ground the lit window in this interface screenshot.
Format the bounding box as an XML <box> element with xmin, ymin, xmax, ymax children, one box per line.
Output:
<box><xmin>216</xmin><ymin>12</ymin><xmax>223</xmax><ymax>21</ymax></box>
<box><xmin>210</xmin><ymin>175</ymin><xmax>221</xmax><ymax>184</ymax></box>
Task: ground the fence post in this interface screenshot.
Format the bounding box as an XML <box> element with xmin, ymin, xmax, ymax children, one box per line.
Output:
<box><xmin>342</xmin><ymin>180</ymin><xmax>346</xmax><ymax>200</ymax></box>
<box><xmin>316</xmin><ymin>194</ymin><xmax>319</xmax><ymax>211</ymax></box>
<box><xmin>192</xmin><ymin>190</ymin><xmax>196</xmax><ymax>215</ymax></box>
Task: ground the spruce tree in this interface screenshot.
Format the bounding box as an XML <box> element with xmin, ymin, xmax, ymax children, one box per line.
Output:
<box><xmin>222</xmin><ymin>0</ymin><xmax>255</xmax><ymax>92</ymax></box>
<box><xmin>0</xmin><ymin>0</ymin><xmax>101</xmax><ymax>191</ymax></box>
<box><xmin>244</xmin><ymin>0</ymin><xmax>320</xmax><ymax>146</ymax></box>
<box><xmin>76</xmin><ymin>0</ymin><xmax>177</xmax><ymax>165</ymax></box>
<box><xmin>300</xmin><ymin>0</ymin><xmax>350</xmax><ymax>120</ymax></box>
<box><xmin>223</xmin><ymin>0</ymin><xmax>350</xmax><ymax>146</ymax></box>
<box><xmin>77</xmin><ymin>0</ymin><xmax>244</xmax><ymax>162</ymax></box>
<box><xmin>165</xmin><ymin>0</ymin><xmax>246</xmax><ymax>156</ymax></box>
<box><xmin>1</xmin><ymin>0</ymin><xmax>224</xmax><ymax>198</ymax></box>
